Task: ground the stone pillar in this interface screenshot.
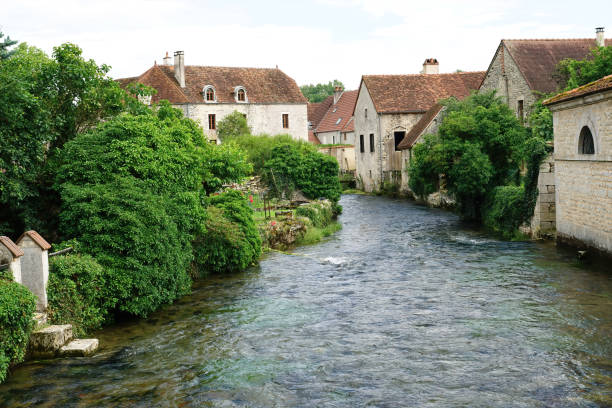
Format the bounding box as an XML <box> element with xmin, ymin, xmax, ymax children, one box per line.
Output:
<box><xmin>16</xmin><ymin>231</ymin><xmax>51</xmax><ymax>312</ymax></box>
<box><xmin>530</xmin><ymin>154</ymin><xmax>556</xmax><ymax>237</ymax></box>
<box><xmin>0</xmin><ymin>236</ymin><xmax>24</xmax><ymax>283</ymax></box>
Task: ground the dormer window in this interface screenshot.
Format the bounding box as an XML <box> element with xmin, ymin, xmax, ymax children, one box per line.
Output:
<box><xmin>203</xmin><ymin>85</ymin><xmax>216</xmax><ymax>103</ymax></box>
<box><xmin>234</xmin><ymin>86</ymin><xmax>247</xmax><ymax>103</ymax></box>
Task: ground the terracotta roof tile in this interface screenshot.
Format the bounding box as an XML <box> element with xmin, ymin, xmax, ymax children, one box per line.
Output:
<box><xmin>0</xmin><ymin>236</ymin><xmax>24</xmax><ymax>258</ymax></box>
<box><xmin>544</xmin><ymin>74</ymin><xmax>612</xmax><ymax>105</ymax></box>
<box><xmin>17</xmin><ymin>230</ymin><xmax>51</xmax><ymax>250</ymax></box>
<box><xmin>362</xmin><ymin>72</ymin><xmax>484</xmax><ymax>113</ymax></box>
<box><xmin>341</xmin><ymin>116</ymin><xmax>354</xmax><ymax>133</ymax></box>
<box><xmin>502</xmin><ymin>38</ymin><xmax>612</xmax><ymax>94</ymax></box>
<box><xmin>119</xmin><ymin>65</ymin><xmax>307</xmax><ymax>104</ymax></box>
<box><xmin>397</xmin><ymin>104</ymin><xmax>444</xmax><ymax>150</ymax></box>
<box><xmin>308</xmin><ymin>130</ymin><xmax>321</xmax><ymax>144</ymax></box>
<box><xmin>315</xmin><ymin>90</ymin><xmax>359</xmax><ymax>133</ymax></box>
<box><xmin>307</xmin><ymin>96</ymin><xmax>333</xmax><ymax>129</ymax></box>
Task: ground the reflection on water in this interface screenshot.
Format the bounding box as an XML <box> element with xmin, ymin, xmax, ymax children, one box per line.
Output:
<box><xmin>1</xmin><ymin>195</ymin><xmax>611</xmax><ymax>407</ymax></box>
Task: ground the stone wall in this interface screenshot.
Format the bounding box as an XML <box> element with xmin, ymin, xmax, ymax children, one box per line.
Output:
<box><xmin>318</xmin><ymin>146</ymin><xmax>356</xmax><ymax>172</ymax></box>
<box><xmin>550</xmin><ymin>91</ymin><xmax>612</xmax><ymax>254</ymax></box>
<box><xmin>480</xmin><ymin>43</ymin><xmax>538</xmax><ymax>122</ymax></box>
<box><xmin>354</xmin><ymin>83</ymin><xmax>381</xmax><ymax>191</ymax></box>
<box><xmin>529</xmin><ymin>155</ymin><xmax>556</xmax><ymax>237</ymax></box>
<box><xmin>176</xmin><ymin>103</ymin><xmax>308</xmax><ymax>142</ymax></box>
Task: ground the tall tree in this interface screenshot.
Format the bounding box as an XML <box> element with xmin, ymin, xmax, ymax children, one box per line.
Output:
<box><xmin>0</xmin><ymin>31</ymin><xmax>17</xmax><ymax>60</ymax></box>
<box><xmin>556</xmin><ymin>46</ymin><xmax>612</xmax><ymax>90</ymax></box>
<box><xmin>300</xmin><ymin>80</ymin><xmax>345</xmax><ymax>103</ymax></box>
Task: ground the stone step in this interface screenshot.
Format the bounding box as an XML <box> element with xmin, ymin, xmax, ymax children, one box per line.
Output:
<box><xmin>29</xmin><ymin>324</ymin><xmax>73</xmax><ymax>358</ymax></box>
<box><xmin>33</xmin><ymin>313</ymin><xmax>47</xmax><ymax>330</ymax></box>
<box><xmin>60</xmin><ymin>339</ymin><xmax>99</xmax><ymax>357</ymax></box>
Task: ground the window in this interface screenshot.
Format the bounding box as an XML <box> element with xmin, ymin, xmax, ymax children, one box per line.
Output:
<box><xmin>365</xmin><ymin>108</ymin><xmax>368</xmax><ymax>118</ymax></box>
<box><xmin>369</xmin><ymin>133</ymin><xmax>375</xmax><ymax>152</ymax></box>
<box><xmin>282</xmin><ymin>113</ymin><xmax>289</xmax><ymax>129</ymax></box>
<box><xmin>360</xmin><ymin>135</ymin><xmax>364</xmax><ymax>153</ymax></box>
<box><xmin>394</xmin><ymin>131</ymin><xmax>405</xmax><ymax>151</ymax></box>
<box><xmin>517</xmin><ymin>100</ymin><xmax>524</xmax><ymax>124</ymax></box>
<box><xmin>234</xmin><ymin>86</ymin><xmax>248</xmax><ymax>103</ymax></box>
<box><xmin>579</xmin><ymin>126</ymin><xmax>595</xmax><ymax>154</ymax></box>
<box><xmin>237</xmin><ymin>89</ymin><xmax>246</xmax><ymax>102</ymax></box>
<box><xmin>203</xmin><ymin>85</ymin><xmax>216</xmax><ymax>102</ymax></box>
<box><xmin>208</xmin><ymin>114</ymin><xmax>216</xmax><ymax>130</ymax></box>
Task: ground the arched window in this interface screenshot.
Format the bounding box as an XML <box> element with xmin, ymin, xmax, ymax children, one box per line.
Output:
<box><xmin>234</xmin><ymin>86</ymin><xmax>247</xmax><ymax>103</ymax></box>
<box><xmin>237</xmin><ymin>89</ymin><xmax>246</xmax><ymax>102</ymax></box>
<box><xmin>579</xmin><ymin>126</ymin><xmax>595</xmax><ymax>154</ymax></box>
<box><xmin>203</xmin><ymin>85</ymin><xmax>216</xmax><ymax>102</ymax></box>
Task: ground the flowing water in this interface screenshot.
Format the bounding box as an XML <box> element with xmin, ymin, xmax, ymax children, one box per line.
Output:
<box><xmin>2</xmin><ymin>195</ymin><xmax>612</xmax><ymax>407</ymax></box>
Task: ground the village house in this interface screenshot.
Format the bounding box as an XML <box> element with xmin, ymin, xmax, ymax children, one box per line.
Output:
<box><xmin>479</xmin><ymin>28</ymin><xmax>610</xmax><ymax>236</ymax></box>
<box><xmin>118</xmin><ymin>51</ymin><xmax>308</xmax><ymax>143</ymax></box>
<box><xmin>353</xmin><ymin>59</ymin><xmax>484</xmax><ymax>192</ymax></box>
<box><xmin>543</xmin><ymin>74</ymin><xmax>612</xmax><ymax>256</ymax></box>
<box><xmin>307</xmin><ymin>95</ymin><xmax>333</xmax><ymax>144</ymax></box>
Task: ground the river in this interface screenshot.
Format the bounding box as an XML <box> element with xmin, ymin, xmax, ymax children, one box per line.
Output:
<box><xmin>1</xmin><ymin>195</ymin><xmax>611</xmax><ymax>407</ymax></box>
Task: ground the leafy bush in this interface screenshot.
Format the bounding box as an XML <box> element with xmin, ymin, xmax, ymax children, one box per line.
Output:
<box><xmin>296</xmin><ymin>203</ymin><xmax>333</xmax><ymax>228</ymax></box>
<box><xmin>263</xmin><ymin>143</ymin><xmax>342</xmax><ymax>202</ymax></box>
<box><xmin>0</xmin><ymin>280</ymin><xmax>36</xmax><ymax>383</ymax></box>
<box><xmin>557</xmin><ymin>45</ymin><xmax>612</xmax><ymax>91</ymax></box>
<box><xmin>483</xmin><ymin>185</ymin><xmax>526</xmax><ymax>239</ymax></box>
<box><xmin>194</xmin><ymin>191</ymin><xmax>261</xmax><ymax>274</ymax></box>
<box><xmin>47</xmin><ymin>254</ymin><xmax>110</xmax><ymax>337</ymax></box>
<box><xmin>230</xmin><ymin>133</ymin><xmax>296</xmax><ymax>174</ymax></box>
<box><xmin>216</xmin><ymin>110</ymin><xmax>251</xmax><ymax>142</ymax></box>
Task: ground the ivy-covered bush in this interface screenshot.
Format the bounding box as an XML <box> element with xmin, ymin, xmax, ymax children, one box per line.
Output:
<box><xmin>194</xmin><ymin>191</ymin><xmax>261</xmax><ymax>275</ymax></box>
<box><xmin>47</xmin><ymin>254</ymin><xmax>110</xmax><ymax>337</ymax></box>
<box><xmin>0</xmin><ymin>280</ymin><xmax>36</xmax><ymax>383</ymax></box>
<box><xmin>263</xmin><ymin>143</ymin><xmax>341</xmax><ymax>202</ymax></box>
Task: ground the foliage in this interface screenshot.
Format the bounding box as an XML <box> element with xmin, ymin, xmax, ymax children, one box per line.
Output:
<box><xmin>0</xmin><ymin>42</ymin><xmax>129</xmax><ymax>239</ymax></box>
<box><xmin>264</xmin><ymin>143</ymin><xmax>342</xmax><ymax>202</ymax></box>
<box><xmin>56</xmin><ymin>105</ymin><xmax>210</xmax><ymax>317</ymax></box>
<box><xmin>296</xmin><ymin>203</ymin><xmax>333</xmax><ymax>228</ymax></box>
<box><xmin>0</xmin><ymin>280</ymin><xmax>36</xmax><ymax>383</ymax></box>
<box><xmin>0</xmin><ymin>31</ymin><xmax>17</xmax><ymax>60</ymax></box>
<box><xmin>522</xmin><ymin>137</ymin><xmax>549</xmax><ymax>225</ymax></box>
<box><xmin>194</xmin><ymin>191</ymin><xmax>261</xmax><ymax>275</ymax></box>
<box><xmin>528</xmin><ymin>99</ymin><xmax>554</xmax><ymax>141</ymax></box>
<box><xmin>483</xmin><ymin>185</ymin><xmax>526</xmax><ymax>239</ymax></box>
<box><xmin>202</xmin><ymin>141</ymin><xmax>252</xmax><ymax>195</ymax></box>
<box><xmin>556</xmin><ymin>45</ymin><xmax>612</xmax><ymax>90</ymax></box>
<box><xmin>216</xmin><ymin>111</ymin><xmax>251</xmax><ymax>142</ymax></box>
<box><xmin>408</xmin><ymin>91</ymin><xmax>528</xmax><ymax>221</ymax></box>
<box><xmin>47</xmin><ymin>254</ymin><xmax>110</xmax><ymax>337</ymax></box>
<box><xmin>230</xmin><ymin>133</ymin><xmax>296</xmax><ymax>174</ymax></box>
<box><xmin>300</xmin><ymin>80</ymin><xmax>345</xmax><ymax>103</ymax></box>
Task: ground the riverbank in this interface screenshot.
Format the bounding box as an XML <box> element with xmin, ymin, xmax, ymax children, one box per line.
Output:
<box><xmin>2</xmin><ymin>194</ymin><xmax>611</xmax><ymax>406</ymax></box>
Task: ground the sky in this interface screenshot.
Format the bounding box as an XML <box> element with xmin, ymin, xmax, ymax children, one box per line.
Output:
<box><xmin>2</xmin><ymin>0</ymin><xmax>611</xmax><ymax>89</ymax></box>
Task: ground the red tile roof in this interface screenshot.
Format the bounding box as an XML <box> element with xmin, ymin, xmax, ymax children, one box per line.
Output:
<box><xmin>17</xmin><ymin>230</ymin><xmax>52</xmax><ymax>250</ymax></box>
<box><xmin>500</xmin><ymin>38</ymin><xmax>611</xmax><ymax>94</ymax></box>
<box><xmin>119</xmin><ymin>64</ymin><xmax>307</xmax><ymax>104</ymax></box>
<box><xmin>544</xmin><ymin>74</ymin><xmax>612</xmax><ymax>105</ymax></box>
<box><xmin>397</xmin><ymin>104</ymin><xmax>444</xmax><ymax>150</ymax></box>
<box><xmin>307</xmin><ymin>96</ymin><xmax>333</xmax><ymax>129</ymax></box>
<box><xmin>341</xmin><ymin>116</ymin><xmax>354</xmax><ymax>133</ymax></box>
<box><xmin>315</xmin><ymin>90</ymin><xmax>359</xmax><ymax>133</ymax></box>
<box><xmin>0</xmin><ymin>236</ymin><xmax>24</xmax><ymax>258</ymax></box>
<box><xmin>361</xmin><ymin>72</ymin><xmax>484</xmax><ymax>114</ymax></box>
<box><xmin>308</xmin><ymin>130</ymin><xmax>321</xmax><ymax>144</ymax></box>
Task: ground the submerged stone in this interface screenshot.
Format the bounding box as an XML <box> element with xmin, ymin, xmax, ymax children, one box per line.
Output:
<box><xmin>60</xmin><ymin>339</ymin><xmax>99</xmax><ymax>357</ymax></box>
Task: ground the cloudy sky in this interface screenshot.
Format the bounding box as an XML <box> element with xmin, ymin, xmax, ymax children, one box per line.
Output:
<box><xmin>2</xmin><ymin>0</ymin><xmax>610</xmax><ymax>89</ymax></box>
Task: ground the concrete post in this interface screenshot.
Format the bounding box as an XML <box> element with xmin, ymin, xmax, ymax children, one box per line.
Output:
<box><xmin>16</xmin><ymin>231</ymin><xmax>51</xmax><ymax>312</ymax></box>
<box><xmin>0</xmin><ymin>236</ymin><xmax>24</xmax><ymax>283</ymax></box>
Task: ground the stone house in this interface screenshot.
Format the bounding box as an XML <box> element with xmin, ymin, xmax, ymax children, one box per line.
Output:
<box><xmin>118</xmin><ymin>51</ymin><xmax>308</xmax><ymax>143</ymax></box>
<box><xmin>479</xmin><ymin>29</ymin><xmax>610</xmax><ymax>122</ymax></box>
<box><xmin>352</xmin><ymin>60</ymin><xmax>484</xmax><ymax>192</ymax></box>
<box><xmin>543</xmin><ymin>74</ymin><xmax>612</xmax><ymax>255</ymax></box>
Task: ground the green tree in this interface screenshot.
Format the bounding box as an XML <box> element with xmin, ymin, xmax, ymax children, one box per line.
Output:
<box><xmin>557</xmin><ymin>45</ymin><xmax>612</xmax><ymax>90</ymax></box>
<box><xmin>0</xmin><ymin>31</ymin><xmax>17</xmax><ymax>60</ymax></box>
<box><xmin>300</xmin><ymin>80</ymin><xmax>344</xmax><ymax>103</ymax></box>
<box><xmin>217</xmin><ymin>110</ymin><xmax>251</xmax><ymax>141</ymax></box>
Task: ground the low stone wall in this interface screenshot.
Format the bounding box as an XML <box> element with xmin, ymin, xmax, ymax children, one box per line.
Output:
<box><xmin>529</xmin><ymin>154</ymin><xmax>556</xmax><ymax>238</ymax></box>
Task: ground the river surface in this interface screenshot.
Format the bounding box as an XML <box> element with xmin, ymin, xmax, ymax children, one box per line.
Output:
<box><xmin>2</xmin><ymin>195</ymin><xmax>612</xmax><ymax>407</ymax></box>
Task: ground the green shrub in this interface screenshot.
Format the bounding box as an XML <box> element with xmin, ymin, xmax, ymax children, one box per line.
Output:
<box><xmin>296</xmin><ymin>203</ymin><xmax>333</xmax><ymax>228</ymax></box>
<box><xmin>0</xmin><ymin>280</ymin><xmax>36</xmax><ymax>383</ymax></box>
<box><xmin>47</xmin><ymin>254</ymin><xmax>110</xmax><ymax>337</ymax></box>
<box><xmin>483</xmin><ymin>185</ymin><xmax>526</xmax><ymax>239</ymax></box>
<box><xmin>216</xmin><ymin>111</ymin><xmax>252</xmax><ymax>142</ymax></box>
<box><xmin>194</xmin><ymin>191</ymin><xmax>262</xmax><ymax>275</ymax></box>
<box><xmin>230</xmin><ymin>133</ymin><xmax>296</xmax><ymax>174</ymax></box>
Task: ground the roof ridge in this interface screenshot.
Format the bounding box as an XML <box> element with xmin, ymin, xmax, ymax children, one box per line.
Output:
<box><xmin>153</xmin><ymin>65</ymin><xmax>190</xmax><ymax>102</ymax></box>
<box><xmin>175</xmin><ymin>65</ymin><xmax>281</xmax><ymax>71</ymax></box>
<box><xmin>503</xmin><ymin>38</ymin><xmax>606</xmax><ymax>42</ymax></box>
<box><xmin>364</xmin><ymin>71</ymin><xmax>485</xmax><ymax>78</ymax></box>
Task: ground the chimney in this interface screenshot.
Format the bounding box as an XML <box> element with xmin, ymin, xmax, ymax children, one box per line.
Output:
<box><xmin>163</xmin><ymin>51</ymin><xmax>171</xmax><ymax>66</ymax></box>
<box><xmin>333</xmin><ymin>85</ymin><xmax>343</xmax><ymax>104</ymax></box>
<box><xmin>173</xmin><ymin>51</ymin><xmax>185</xmax><ymax>88</ymax></box>
<box><xmin>596</xmin><ymin>27</ymin><xmax>605</xmax><ymax>47</ymax></box>
<box><xmin>422</xmin><ymin>58</ymin><xmax>439</xmax><ymax>75</ymax></box>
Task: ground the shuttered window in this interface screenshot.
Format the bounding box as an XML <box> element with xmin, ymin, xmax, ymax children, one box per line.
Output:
<box><xmin>208</xmin><ymin>114</ymin><xmax>216</xmax><ymax>130</ymax></box>
<box><xmin>282</xmin><ymin>114</ymin><xmax>289</xmax><ymax>129</ymax></box>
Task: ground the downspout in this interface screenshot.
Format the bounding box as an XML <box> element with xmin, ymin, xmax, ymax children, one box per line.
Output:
<box><xmin>378</xmin><ymin>113</ymin><xmax>383</xmax><ymax>188</ymax></box>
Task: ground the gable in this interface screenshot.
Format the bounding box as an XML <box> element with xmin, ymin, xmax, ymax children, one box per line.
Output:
<box><xmin>315</xmin><ymin>90</ymin><xmax>359</xmax><ymax>133</ymax></box>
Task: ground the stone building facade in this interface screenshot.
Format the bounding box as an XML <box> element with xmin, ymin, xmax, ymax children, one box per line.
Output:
<box><xmin>118</xmin><ymin>51</ymin><xmax>308</xmax><ymax>143</ymax></box>
<box><xmin>544</xmin><ymin>74</ymin><xmax>612</xmax><ymax>255</ymax></box>
<box><xmin>353</xmin><ymin>66</ymin><xmax>484</xmax><ymax>192</ymax></box>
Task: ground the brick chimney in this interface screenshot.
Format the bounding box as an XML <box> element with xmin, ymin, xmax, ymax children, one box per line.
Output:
<box><xmin>422</xmin><ymin>58</ymin><xmax>439</xmax><ymax>74</ymax></box>
<box><xmin>333</xmin><ymin>86</ymin><xmax>343</xmax><ymax>105</ymax></box>
<box><xmin>174</xmin><ymin>51</ymin><xmax>185</xmax><ymax>88</ymax></box>
<box><xmin>163</xmin><ymin>51</ymin><xmax>171</xmax><ymax>66</ymax></box>
<box><xmin>596</xmin><ymin>27</ymin><xmax>605</xmax><ymax>47</ymax></box>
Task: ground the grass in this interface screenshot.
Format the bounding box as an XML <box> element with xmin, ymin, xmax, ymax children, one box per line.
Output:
<box><xmin>342</xmin><ymin>189</ymin><xmax>372</xmax><ymax>195</ymax></box>
<box><xmin>297</xmin><ymin>222</ymin><xmax>342</xmax><ymax>245</ymax></box>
